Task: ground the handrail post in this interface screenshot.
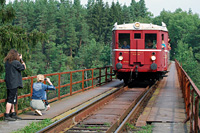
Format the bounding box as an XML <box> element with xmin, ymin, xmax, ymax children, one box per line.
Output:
<box><xmin>31</xmin><ymin>77</ymin><xmax>33</xmax><ymax>98</ymax></box>
<box><xmin>15</xmin><ymin>99</ymin><xmax>18</xmax><ymax>115</ymax></box>
<box><xmin>186</xmin><ymin>81</ymin><xmax>190</xmax><ymax>117</ymax></box>
<box><xmin>110</xmin><ymin>66</ymin><xmax>112</xmax><ymax>81</ymax></box>
<box><xmin>58</xmin><ymin>74</ymin><xmax>61</xmax><ymax>100</ymax></box>
<box><xmin>99</xmin><ymin>68</ymin><xmax>101</xmax><ymax>85</ymax></box>
<box><xmin>191</xmin><ymin>90</ymin><xmax>194</xmax><ymax>132</ymax></box>
<box><xmin>82</xmin><ymin>71</ymin><xmax>84</xmax><ymax>91</ymax></box>
<box><xmin>92</xmin><ymin>69</ymin><xmax>94</xmax><ymax>88</ymax></box>
<box><xmin>70</xmin><ymin>72</ymin><xmax>72</xmax><ymax>96</ymax></box>
<box><xmin>194</xmin><ymin>97</ymin><xmax>199</xmax><ymax>133</ymax></box>
<box><xmin>105</xmin><ymin>67</ymin><xmax>107</xmax><ymax>83</ymax></box>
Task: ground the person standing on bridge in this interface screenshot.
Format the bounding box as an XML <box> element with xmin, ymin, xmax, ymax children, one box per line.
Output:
<box><xmin>4</xmin><ymin>49</ymin><xmax>26</xmax><ymax>121</ymax></box>
<box><xmin>30</xmin><ymin>74</ymin><xmax>56</xmax><ymax>116</ymax></box>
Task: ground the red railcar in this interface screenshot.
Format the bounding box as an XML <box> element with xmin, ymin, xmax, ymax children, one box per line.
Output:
<box><xmin>112</xmin><ymin>22</ymin><xmax>169</xmax><ymax>84</ymax></box>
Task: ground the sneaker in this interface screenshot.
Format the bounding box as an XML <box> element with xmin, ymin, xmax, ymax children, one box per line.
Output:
<box><xmin>10</xmin><ymin>112</ymin><xmax>22</xmax><ymax>120</ymax></box>
<box><xmin>5</xmin><ymin>116</ymin><xmax>16</xmax><ymax>121</ymax></box>
<box><xmin>35</xmin><ymin>110</ymin><xmax>42</xmax><ymax>116</ymax></box>
<box><xmin>4</xmin><ymin>113</ymin><xmax>16</xmax><ymax>121</ymax></box>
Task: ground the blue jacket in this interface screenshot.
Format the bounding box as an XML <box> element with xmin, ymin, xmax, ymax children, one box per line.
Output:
<box><xmin>31</xmin><ymin>82</ymin><xmax>56</xmax><ymax>100</ymax></box>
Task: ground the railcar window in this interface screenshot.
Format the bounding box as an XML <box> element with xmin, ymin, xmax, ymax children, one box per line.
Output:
<box><xmin>145</xmin><ymin>34</ymin><xmax>157</xmax><ymax>49</ymax></box>
<box><xmin>161</xmin><ymin>34</ymin><xmax>166</xmax><ymax>48</ymax></box>
<box><xmin>118</xmin><ymin>33</ymin><xmax>130</xmax><ymax>49</ymax></box>
<box><xmin>134</xmin><ymin>33</ymin><xmax>141</xmax><ymax>39</ymax></box>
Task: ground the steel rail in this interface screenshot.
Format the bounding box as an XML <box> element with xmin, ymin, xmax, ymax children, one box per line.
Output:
<box><xmin>65</xmin><ymin>82</ymin><xmax>157</xmax><ymax>133</ymax></box>
<box><xmin>36</xmin><ymin>84</ymin><xmax>124</xmax><ymax>133</ymax></box>
<box><xmin>114</xmin><ymin>81</ymin><xmax>158</xmax><ymax>133</ymax></box>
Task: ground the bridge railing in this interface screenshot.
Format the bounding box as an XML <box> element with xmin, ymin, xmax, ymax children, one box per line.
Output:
<box><xmin>175</xmin><ymin>59</ymin><xmax>200</xmax><ymax>133</ymax></box>
<box><xmin>0</xmin><ymin>66</ymin><xmax>113</xmax><ymax>119</ymax></box>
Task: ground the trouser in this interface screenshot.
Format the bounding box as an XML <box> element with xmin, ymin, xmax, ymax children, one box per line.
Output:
<box><xmin>7</xmin><ymin>88</ymin><xmax>18</xmax><ymax>104</ymax></box>
<box><xmin>30</xmin><ymin>99</ymin><xmax>47</xmax><ymax>111</ymax></box>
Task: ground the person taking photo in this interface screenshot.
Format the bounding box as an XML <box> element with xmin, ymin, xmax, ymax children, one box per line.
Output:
<box><xmin>4</xmin><ymin>49</ymin><xmax>26</xmax><ymax>121</ymax></box>
<box><xmin>30</xmin><ymin>74</ymin><xmax>56</xmax><ymax>116</ymax></box>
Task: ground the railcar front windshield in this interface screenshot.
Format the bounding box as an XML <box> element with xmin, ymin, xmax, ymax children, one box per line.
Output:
<box><xmin>118</xmin><ymin>33</ymin><xmax>130</xmax><ymax>49</ymax></box>
<box><xmin>145</xmin><ymin>34</ymin><xmax>157</xmax><ymax>49</ymax></box>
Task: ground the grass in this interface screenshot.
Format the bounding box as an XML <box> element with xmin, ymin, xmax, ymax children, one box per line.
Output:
<box><xmin>137</xmin><ymin>125</ymin><xmax>153</xmax><ymax>133</ymax></box>
<box><xmin>126</xmin><ymin>122</ymin><xmax>137</xmax><ymax>130</ymax></box>
<box><xmin>103</xmin><ymin>122</ymin><xmax>110</xmax><ymax>126</ymax></box>
<box><xmin>87</xmin><ymin>126</ymin><xmax>101</xmax><ymax>129</ymax></box>
<box><xmin>125</xmin><ymin>122</ymin><xmax>153</xmax><ymax>133</ymax></box>
<box><xmin>12</xmin><ymin>119</ymin><xmax>53</xmax><ymax>133</ymax></box>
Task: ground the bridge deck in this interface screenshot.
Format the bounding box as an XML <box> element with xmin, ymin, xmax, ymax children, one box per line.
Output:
<box><xmin>0</xmin><ymin>80</ymin><xmax>123</xmax><ymax>133</ymax></box>
<box><xmin>137</xmin><ymin>61</ymin><xmax>188</xmax><ymax>132</ymax></box>
<box><xmin>0</xmin><ymin>62</ymin><xmax>189</xmax><ymax>133</ymax></box>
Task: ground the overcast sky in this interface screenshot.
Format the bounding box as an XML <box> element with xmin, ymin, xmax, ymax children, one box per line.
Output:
<box><xmin>6</xmin><ymin>0</ymin><xmax>200</xmax><ymax>17</ymax></box>
<box><xmin>79</xmin><ymin>0</ymin><xmax>200</xmax><ymax>17</ymax></box>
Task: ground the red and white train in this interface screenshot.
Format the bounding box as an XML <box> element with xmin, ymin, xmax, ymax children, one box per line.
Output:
<box><xmin>112</xmin><ymin>22</ymin><xmax>170</xmax><ymax>84</ymax></box>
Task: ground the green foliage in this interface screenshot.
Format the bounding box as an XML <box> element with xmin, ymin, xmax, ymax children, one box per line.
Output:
<box><xmin>153</xmin><ymin>9</ymin><xmax>200</xmax><ymax>61</ymax></box>
<box><xmin>0</xmin><ymin>0</ymin><xmax>47</xmax><ymax>78</ymax></box>
<box><xmin>12</xmin><ymin>119</ymin><xmax>53</xmax><ymax>133</ymax></box>
<box><xmin>74</xmin><ymin>39</ymin><xmax>110</xmax><ymax>69</ymax></box>
<box><xmin>175</xmin><ymin>40</ymin><xmax>200</xmax><ymax>88</ymax></box>
<box><xmin>0</xmin><ymin>0</ymin><xmax>15</xmax><ymax>24</ymax></box>
<box><xmin>126</xmin><ymin>122</ymin><xmax>137</xmax><ymax>129</ymax></box>
<box><xmin>125</xmin><ymin>123</ymin><xmax>152</xmax><ymax>133</ymax></box>
<box><xmin>137</xmin><ymin>125</ymin><xmax>153</xmax><ymax>133</ymax></box>
<box><xmin>1</xmin><ymin>0</ymin><xmax>200</xmax><ymax>121</ymax></box>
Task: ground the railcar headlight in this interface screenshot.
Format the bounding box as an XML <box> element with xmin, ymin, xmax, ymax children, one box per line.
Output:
<box><xmin>151</xmin><ymin>56</ymin><xmax>156</xmax><ymax>61</ymax></box>
<box><xmin>134</xmin><ymin>22</ymin><xmax>140</xmax><ymax>29</ymax></box>
<box><xmin>118</xmin><ymin>56</ymin><xmax>123</xmax><ymax>61</ymax></box>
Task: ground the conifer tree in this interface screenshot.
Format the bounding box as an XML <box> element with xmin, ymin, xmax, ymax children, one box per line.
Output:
<box><xmin>130</xmin><ymin>0</ymin><xmax>137</xmax><ymax>20</ymax></box>
<box><xmin>138</xmin><ymin>0</ymin><xmax>148</xmax><ymax>17</ymax></box>
<box><xmin>0</xmin><ymin>0</ymin><xmax>46</xmax><ymax>77</ymax></box>
<box><xmin>122</xmin><ymin>5</ymin><xmax>131</xmax><ymax>23</ymax></box>
<box><xmin>66</xmin><ymin>22</ymin><xmax>77</xmax><ymax>57</ymax></box>
<box><xmin>56</xmin><ymin>2</ymin><xmax>67</xmax><ymax>45</ymax></box>
<box><xmin>73</xmin><ymin>0</ymin><xmax>89</xmax><ymax>47</ymax></box>
<box><xmin>87</xmin><ymin>0</ymin><xmax>107</xmax><ymax>42</ymax></box>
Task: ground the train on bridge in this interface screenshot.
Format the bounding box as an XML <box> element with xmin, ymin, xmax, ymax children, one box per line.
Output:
<box><xmin>112</xmin><ymin>22</ymin><xmax>170</xmax><ymax>84</ymax></box>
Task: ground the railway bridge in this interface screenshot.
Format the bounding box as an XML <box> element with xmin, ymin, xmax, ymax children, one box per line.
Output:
<box><xmin>0</xmin><ymin>60</ymin><xmax>199</xmax><ymax>133</ymax></box>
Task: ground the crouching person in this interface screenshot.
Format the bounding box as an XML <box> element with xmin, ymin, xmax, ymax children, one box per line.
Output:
<box><xmin>30</xmin><ymin>74</ymin><xmax>55</xmax><ymax>116</ymax></box>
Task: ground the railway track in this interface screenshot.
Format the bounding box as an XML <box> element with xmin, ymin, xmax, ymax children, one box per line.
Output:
<box><xmin>37</xmin><ymin>81</ymin><xmax>158</xmax><ymax>133</ymax></box>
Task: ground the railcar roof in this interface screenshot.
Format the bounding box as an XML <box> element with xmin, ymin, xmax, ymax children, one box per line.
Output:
<box><xmin>112</xmin><ymin>22</ymin><xmax>168</xmax><ymax>32</ymax></box>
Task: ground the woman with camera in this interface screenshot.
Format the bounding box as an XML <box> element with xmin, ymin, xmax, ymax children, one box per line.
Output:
<box><xmin>30</xmin><ymin>74</ymin><xmax>55</xmax><ymax>116</ymax></box>
<box><xmin>4</xmin><ymin>49</ymin><xmax>26</xmax><ymax>121</ymax></box>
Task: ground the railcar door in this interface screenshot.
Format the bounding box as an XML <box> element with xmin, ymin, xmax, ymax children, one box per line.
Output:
<box><xmin>130</xmin><ymin>32</ymin><xmax>144</xmax><ymax>65</ymax></box>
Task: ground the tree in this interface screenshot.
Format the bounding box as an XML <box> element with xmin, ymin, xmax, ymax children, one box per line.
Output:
<box><xmin>0</xmin><ymin>0</ymin><xmax>46</xmax><ymax>77</ymax></box>
<box><xmin>175</xmin><ymin>40</ymin><xmax>200</xmax><ymax>87</ymax></box>
<box><xmin>74</xmin><ymin>39</ymin><xmax>103</xmax><ymax>69</ymax></box>
<box><xmin>122</xmin><ymin>5</ymin><xmax>131</xmax><ymax>23</ymax></box>
<box><xmin>66</xmin><ymin>22</ymin><xmax>78</xmax><ymax>57</ymax></box>
<box><xmin>86</xmin><ymin>0</ymin><xmax>107</xmax><ymax>42</ymax></box>
<box><xmin>138</xmin><ymin>0</ymin><xmax>148</xmax><ymax>17</ymax></box>
<box><xmin>73</xmin><ymin>0</ymin><xmax>89</xmax><ymax>47</ymax></box>
<box><xmin>129</xmin><ymin>0</ymin><xmax>150</xmax><ymax>21</ymax></box>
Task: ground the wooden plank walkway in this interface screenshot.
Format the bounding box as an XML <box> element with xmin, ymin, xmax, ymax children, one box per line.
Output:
<box><xmin>136</xmin><ymin>62</ymin><xmax>189</xmax><ymax>132</ymax></box>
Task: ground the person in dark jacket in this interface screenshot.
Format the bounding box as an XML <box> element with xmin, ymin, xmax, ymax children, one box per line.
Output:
<box><xmin>4</xmin><ymin>49</ymin><xmax>26</xmax><ymax>121</ymax></box>
<box><xmin>30</xmin><ymin>74</ymin><xmax>55</xmax><ymax>116</ymax></box>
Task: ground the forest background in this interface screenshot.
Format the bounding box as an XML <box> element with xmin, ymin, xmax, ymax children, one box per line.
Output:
<box><xmin>0</xmin><ymin>0</ymin><xmax>200</xmax><ymax>97</ymax></box>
